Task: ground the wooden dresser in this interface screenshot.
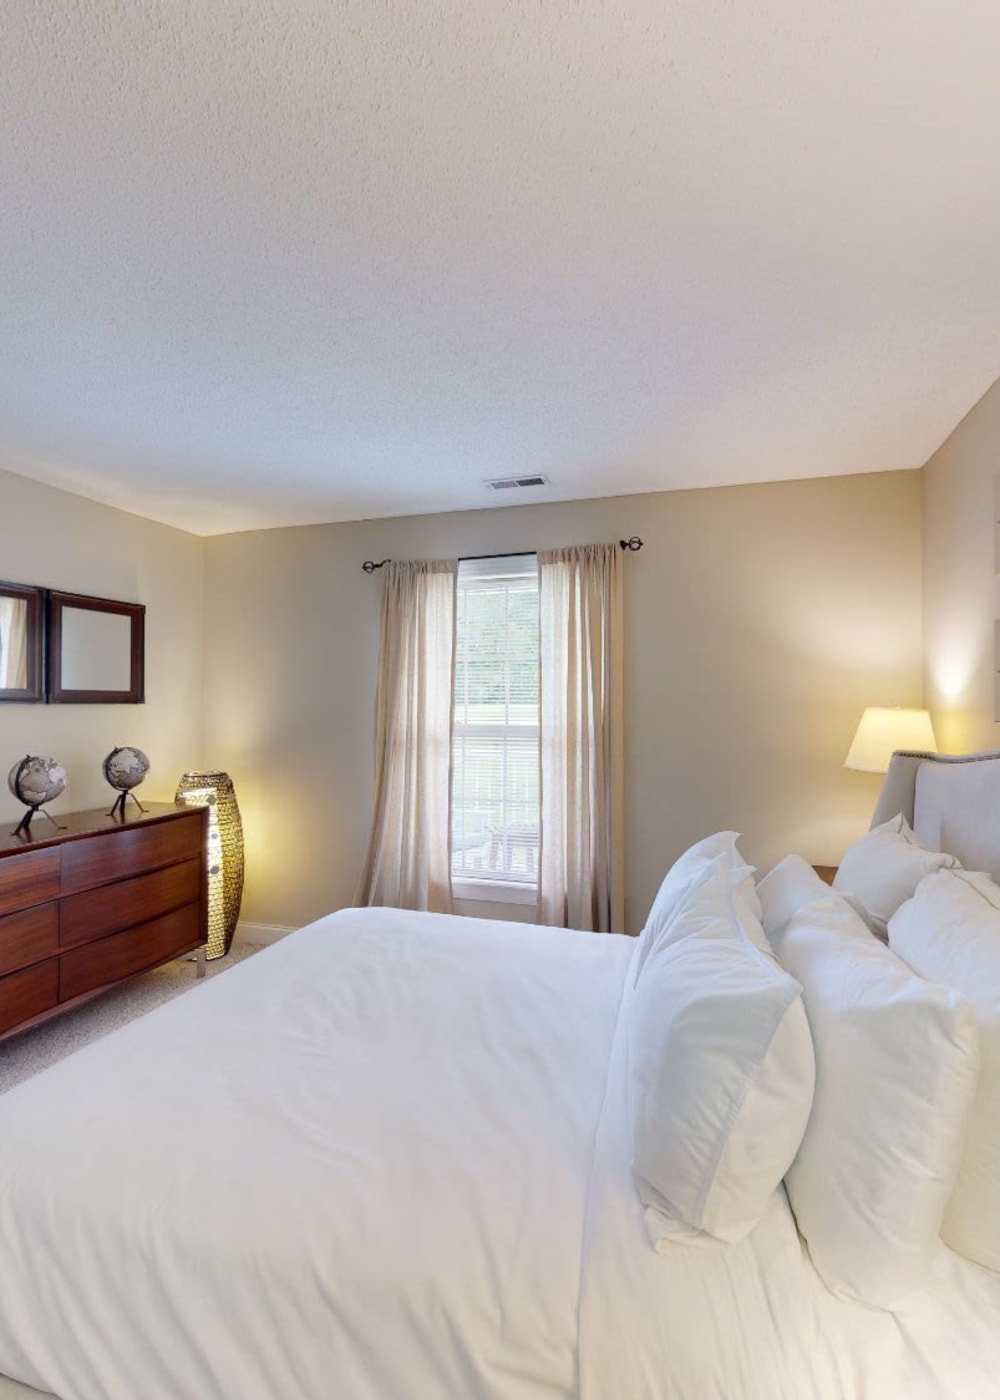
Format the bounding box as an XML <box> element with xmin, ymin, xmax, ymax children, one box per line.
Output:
<box><xmin>0</xmin><ymin>803</ymin><xmax>207</xmax><ymax>1042</ymax></box>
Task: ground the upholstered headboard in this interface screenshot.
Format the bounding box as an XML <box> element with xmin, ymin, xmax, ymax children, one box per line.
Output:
<box><xmin>872</xmin><ymin>749</ymin><xmax>1000</xmax><ymax>885</ymax></box>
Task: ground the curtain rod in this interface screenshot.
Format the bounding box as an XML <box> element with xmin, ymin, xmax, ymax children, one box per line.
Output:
<box><xmin>361</xmin><ymin>537</ymin><xmax>643</xmax><ymax>573</ymax></box>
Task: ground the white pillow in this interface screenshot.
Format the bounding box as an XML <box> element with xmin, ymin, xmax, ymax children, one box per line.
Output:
<box><xmin>629</xmin><ymin>867</ymin><xmax>814</xmax><ymax>1245</ymax></box>
<box><xmin>890</xmin><ymin>868</ymin><xmax>1000</xmax><ymax>1272</ymax></box>
<box><xmin>758</xmin><ymin>855</ymin><xmax>840</xmax><ymax>939</ymax></box>
<box><xmin>772</xmin><ymin>894</ymin><xmax>979</xmax><ymax>1309</ymax></box>
<box><xmin>758</xmin><ymin>854</ymin><xmax>872</xmax><ymax>945</ymax></box>
<box><xmin>833</xmin><ymin>813</ymin><xmax>960</xmax><ymax>939</ymax></box>
<box><xmin>636</xmin><ymin>832</ymin><xmax>765</xmax><ymax>983</ymax></box>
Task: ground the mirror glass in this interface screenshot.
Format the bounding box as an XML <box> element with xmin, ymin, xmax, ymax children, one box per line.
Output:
<box><xmin>0</xmin><ymin>598</ymin><xmax>29</xmax><ymax>689</ymax></box>
<box><xmin>60</xmin><ymin>609</ymin><xmax>133</xmax><ymax>692</ymax></box>
<box><xmin>47</xmin><ymin>592</ymin><xmax>145</xmax><ymax>704</ymax></box>
<box><xmin>0</xmin><ymin>583</ymin><xmax>44</xmax><ymax>703</ymax></box>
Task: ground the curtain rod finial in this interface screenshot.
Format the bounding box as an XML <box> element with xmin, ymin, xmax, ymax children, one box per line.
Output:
<box><xmin>619</xmin><ymin>536</ymin><xmax>643</xmax><ymax>552</ymax></box>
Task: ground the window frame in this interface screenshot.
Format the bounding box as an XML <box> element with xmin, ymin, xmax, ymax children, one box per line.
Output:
<box><xmin>450</xmin><ymin>553</ymin><xmax>540</xmax><ymax>902</ymax></box>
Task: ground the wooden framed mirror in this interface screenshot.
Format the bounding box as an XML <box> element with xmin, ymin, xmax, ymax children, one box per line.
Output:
<box><xmin>0</xmin><ymin>582</ymin><xmax>45</xmax><ymax>703</ymax></box>
<box><xmin>47</xmin><ymin>592</ymin><xmax>145</xmax><ymax>704</ymax></box>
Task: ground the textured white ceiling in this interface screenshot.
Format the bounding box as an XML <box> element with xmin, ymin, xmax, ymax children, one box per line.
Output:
<box><xmin>1</xmin><ymin>2</ymin><xmax>999</xmax><ymax>536</ymax></box>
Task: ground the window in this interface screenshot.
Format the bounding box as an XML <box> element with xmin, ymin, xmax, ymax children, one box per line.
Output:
<box><xmin>451</xmin><ymin>554</ymin><xmax>539</xmax><ymax>896</ymax></box>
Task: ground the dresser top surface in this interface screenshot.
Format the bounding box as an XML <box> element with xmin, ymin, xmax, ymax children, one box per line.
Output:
<box><xmin>0</xmin><ymin>803</ymin><xmax>202</xmax><ymax>861</ymax></box>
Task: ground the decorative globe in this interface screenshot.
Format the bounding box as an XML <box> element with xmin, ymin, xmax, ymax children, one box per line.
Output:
<box><xmin>8</xmin><ymin>755</ymin><xmax>67</xmax><ymax>810</ymax></box>
<box><xmin>103</xmin><ymin>746</ymin><xmax>150</xmax><ymax>793</ymax></box>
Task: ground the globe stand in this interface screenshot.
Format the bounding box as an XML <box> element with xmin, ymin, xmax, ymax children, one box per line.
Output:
<box><xmin>11</xmin><ymin>805</ymin><xmax>65</xmax><ymax>839</ymax></box>
<box><xmin>108</xmin><ymin>791</ymin><xmax>147</xmax><ymax>820</ymax></box>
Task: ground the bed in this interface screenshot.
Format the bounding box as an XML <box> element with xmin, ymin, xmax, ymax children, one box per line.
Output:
<box><xmin>0</xmin><ymin>750</ymin><xmax>998</xmax><ymax>1399</ymax></box>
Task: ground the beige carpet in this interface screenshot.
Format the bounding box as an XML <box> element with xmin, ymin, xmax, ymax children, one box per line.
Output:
<box><xmin>0</xmin><ymin>940</ymin><xmax>267</xmax><ymax>1096</ymax></box>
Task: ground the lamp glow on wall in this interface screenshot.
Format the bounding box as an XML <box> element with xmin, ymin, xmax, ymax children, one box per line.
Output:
<box><xmin>844</xmin><ymin>707</ymin><xmax>938</xmax><ymax>774</ymax></box>
<box><xmin>175</xmin><ymin>771</ymin><xmax>244</xmax><ymax>959</ymax></box>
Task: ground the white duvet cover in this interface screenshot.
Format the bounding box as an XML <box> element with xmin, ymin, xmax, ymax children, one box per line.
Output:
<box><xmin>0</xmin><ymin>910</ymin><xmax>629</xmax><ymax>1400</ymax></box>
<box><xmin>0</xmin><ymin>907</ymin><xmax>998</xmax><ymax>1400</ymax></box>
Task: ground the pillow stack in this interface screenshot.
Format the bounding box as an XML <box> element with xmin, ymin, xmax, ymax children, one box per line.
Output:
<box><xmin>634</xmin><ymin>823</ymin><xmax>990</xmax><ymax>1314</ymax></box>
<box><xmin>759</xmin><ymin>856</ymin><xmax>978</xmax><ymax>1309</ymax></box>
<box><xmin>890</xmin><ymin>868</ymin><xmax>1000</xmax><ymax>1273</ymax></box>
<box><xmin>759</xmin><ymin>850</ymin><xmax>981</xmax><ymax>1311</ymax></box>
<box><xmin>629</xmin><ymin>836</ymin><xmax>815</xmax><ymax>1248</ymax></box>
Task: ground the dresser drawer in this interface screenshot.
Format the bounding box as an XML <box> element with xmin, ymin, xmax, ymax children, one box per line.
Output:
<box><xmin>0</xmin><ymin>958</ymin><xmax>59</xmax><ymax>1036</ymax></box>
<box><xmin>60</xmin><ymin>858</ymin><xmax>203</xmax><ymax>950</ymax></box>
<box><xmin>0</xmin><ymin>848</ymin><xmax>61</xmax><ymax>917</ymax></box>
<box><xmin>60</xmin><ymin>814</ymin><xmax>205</xmax><ymax>895</ymax></box>
<box><xmin>0</xmin><ymin>903</ymin><xmax>59</xmax><ymax>976</ymax></box>
<box><xmin>59</xmin><ymin>904</ymin><xmax>203</xmax><ymax>1003</ymax></box>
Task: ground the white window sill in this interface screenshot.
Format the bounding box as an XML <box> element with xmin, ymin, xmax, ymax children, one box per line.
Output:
<box><xmin>452</xmin><ymin>877</ymin><xmax>538</xmax><ymax>906</ymax></box>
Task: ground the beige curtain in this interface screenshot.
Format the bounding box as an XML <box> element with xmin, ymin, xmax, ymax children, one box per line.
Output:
<box><xmin>538</xmin><ymin>544</ymin><xmax>625</xmax><ymax>932</ymax></box>
<box><xmin>356</xmin><ymin>560</ymin><xmax>457</xmax><ymax>913</ymax></box>
<box><xmin>0</xmin><ymin>597</ymin><xmax>27</xmax><ymax>689</ymax></box>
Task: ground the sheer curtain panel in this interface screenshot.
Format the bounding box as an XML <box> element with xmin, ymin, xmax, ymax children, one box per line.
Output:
<box><xmin>538</xmin><ymin>544</ymin><xmax>625</xmax><ymax>932</ymax></box>
<box><xmin>356</xmin><ymin>560</ymin><xmax>458</xmax><ymax>913</ymax></box>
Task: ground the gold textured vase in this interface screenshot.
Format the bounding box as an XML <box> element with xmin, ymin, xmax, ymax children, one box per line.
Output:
<box><xmin>174</xmin><ymin>771</ymin><xmax>244</xmax><ymax>959</ymax></box>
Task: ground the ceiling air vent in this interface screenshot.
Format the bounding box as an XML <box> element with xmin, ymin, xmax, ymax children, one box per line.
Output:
<box><xmin>485</xmin><ymin>474</ymin><xmax>550</xmax><ymax>491</ymax></box>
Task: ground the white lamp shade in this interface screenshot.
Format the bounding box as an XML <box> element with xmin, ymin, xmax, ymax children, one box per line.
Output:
<box><xmin>844</xmin><ymin>707</ymin><xmax>938</xmax><ymax>774</ymax></box>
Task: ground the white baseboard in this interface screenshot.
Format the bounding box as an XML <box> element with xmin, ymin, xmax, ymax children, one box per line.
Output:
<box><xmin>235</xmin><ymin>920</ymin><xmax>297</xmax><ymax>946</ymax></box>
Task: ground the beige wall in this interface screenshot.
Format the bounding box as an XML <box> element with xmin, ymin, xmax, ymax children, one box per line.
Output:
<box><xmin>204</xmin><ymin>471</ymin><xmax>924</xmax><ymax>934</ymax></box>
<box><xmin>924</xmin><ymin>377</ymin><xmax>1000</xmax><ymax>753</ymax></box>
<box><xmin>0</xmin><ymin>467</ymin><xmax>206</xmax><ymax>822</ymax></box>
<box><xmin>0</xmin><ymin>453</ymin><xmax>961</xmax><ymax>936</ymax></box>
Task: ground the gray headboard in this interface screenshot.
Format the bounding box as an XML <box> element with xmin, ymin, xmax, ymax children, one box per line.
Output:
<box><xmin>872</xmin><ymin>748</ymin><xmax>1000</xmax><ymax>885</ymax></box>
